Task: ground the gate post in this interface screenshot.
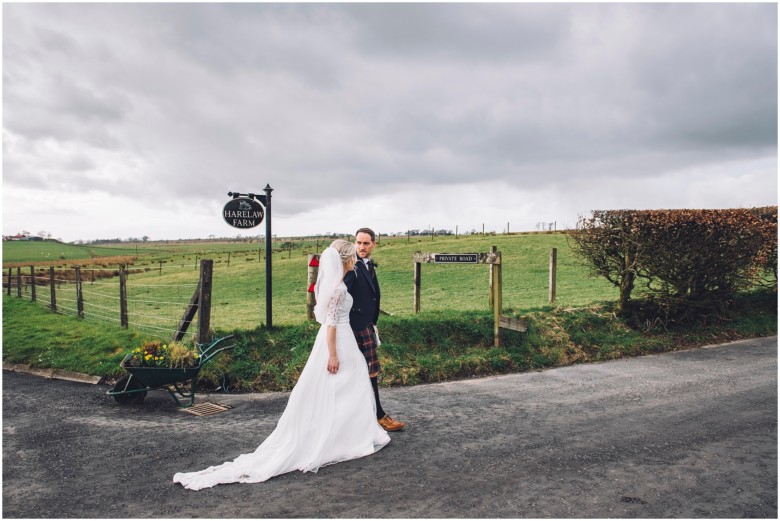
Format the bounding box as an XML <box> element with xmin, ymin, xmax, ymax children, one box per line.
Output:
<box><xmin>197</xmin><ymin>259</ymin><xmax>213</xmax><ymax>344</ymax></box>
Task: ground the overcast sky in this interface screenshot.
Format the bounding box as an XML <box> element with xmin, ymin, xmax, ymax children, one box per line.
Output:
<box><xmin>3</xmin><ymin>3</ymin><xmax>777</xmax><ymax>242</ymax></box>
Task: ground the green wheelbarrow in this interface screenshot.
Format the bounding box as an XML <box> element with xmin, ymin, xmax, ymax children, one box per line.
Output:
<box><xmin>108</xmin><ymin>335</ymin><xmax>235</xmax><ymax>408</ymax></box>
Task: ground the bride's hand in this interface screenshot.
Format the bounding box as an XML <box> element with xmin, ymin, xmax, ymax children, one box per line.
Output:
<box><xmin>327</xmin><ymin>355</ymin><xmax>340</xmax><ymax>374</ymax></box>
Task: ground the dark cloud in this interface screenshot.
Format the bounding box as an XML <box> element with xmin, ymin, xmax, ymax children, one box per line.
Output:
<box><xmin>2</xmin><ymin>3</ymin><xmax>776</xmax><ymax>241</ymax></box>
<box><xmin>339</xmin><ymin>3</ymin><xmax>568</xmax><ymax>63</ymax></box>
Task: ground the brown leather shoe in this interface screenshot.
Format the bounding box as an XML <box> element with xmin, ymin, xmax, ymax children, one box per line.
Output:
<box><xmin>378</xmin><ymin>414</ymin><xmax>406</xmax><ymax>431</ymax></box>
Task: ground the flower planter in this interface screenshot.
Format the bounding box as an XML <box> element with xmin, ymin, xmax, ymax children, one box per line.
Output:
<box><xmin>108</xmin><ymin>335</ymin><xmax>234</xmax><ymax>408</ymax></box>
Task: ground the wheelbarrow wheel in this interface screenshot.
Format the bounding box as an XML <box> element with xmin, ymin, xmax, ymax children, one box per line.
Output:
<box><xmin>112</xmin><ymin>376</ymin><xmax>147</xmax><ymax>404</ymax></box>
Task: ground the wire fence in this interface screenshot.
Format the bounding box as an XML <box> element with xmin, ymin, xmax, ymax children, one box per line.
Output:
<box><xmin>4</xmin><ymin>243</ymin><xmax>622</xmax><ymax>335</ymax></box>
<box><xmin>4</xmin><ymin>267</ymin><xmax>199</xmax><ymax>340</ymax></box>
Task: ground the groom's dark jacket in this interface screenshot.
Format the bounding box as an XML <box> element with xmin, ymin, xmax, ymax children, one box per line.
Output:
<box><xmin>343</xmin><ymin>257</ymin><xmax>380</xmax><ymax>330</ymax></box>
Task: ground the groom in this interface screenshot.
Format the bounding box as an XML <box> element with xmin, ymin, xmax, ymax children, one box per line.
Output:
<box><xmin>344</xmin><ymin>227</ymin><xmax>406</xmax><ymax>432</ymax></box>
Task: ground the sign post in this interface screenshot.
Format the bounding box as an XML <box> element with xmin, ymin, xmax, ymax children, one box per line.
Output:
<box><xmin>224</xmin><ymin>184</ymin><xmax>274</xmax><ymax>329</ymax></box>
<box><xmin>412</xmin><ymin>248</ymin><xmax>526</xmax><ymax>347</ymax></box>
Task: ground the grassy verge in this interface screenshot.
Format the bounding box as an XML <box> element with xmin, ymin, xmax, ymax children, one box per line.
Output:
<box><xmin>3</xmin><ymin>290</ymin><xmax>776</xmax><ymax>390</ymax></box>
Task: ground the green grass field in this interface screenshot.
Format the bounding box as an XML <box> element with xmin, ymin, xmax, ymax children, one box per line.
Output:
<box><xmin>3</xmin><ymin>233</ymin><xmax>776</xmax><ymax>388</ymax></box>
<box><xmin>1</xmin><ymin>238</ymin><xmax>269</xmax><ymax>264</ymax></box>
<box><xmin>4</xmin><ymin>233</ymin><xmax>619</xmax><ymax>333</ymax></box>
<box><xmin>1</xmin><ymin>240</ymin><xmax>139</xmax><ymax>263</ymax></box>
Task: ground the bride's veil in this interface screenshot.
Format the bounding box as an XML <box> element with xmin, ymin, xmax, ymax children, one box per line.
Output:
<box><xmin>313</xmin><ymin>247</ymin><xmax>344</xmax><ymax>325</ymax></box>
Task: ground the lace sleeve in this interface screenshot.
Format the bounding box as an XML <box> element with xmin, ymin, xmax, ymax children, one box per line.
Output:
<box><xmin>325</xmin><ymin>286</ymin><xmax>347</xmax><ymax>326</ymax></box>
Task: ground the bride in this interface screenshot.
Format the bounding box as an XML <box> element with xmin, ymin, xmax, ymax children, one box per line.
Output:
<box><xmin>173</xmin><ymin>239</ymin><xmax>391</xmax><ymax>490</ymax></box>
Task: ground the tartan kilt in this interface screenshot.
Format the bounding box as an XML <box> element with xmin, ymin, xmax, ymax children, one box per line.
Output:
<box><xmin>353</xmin><ymin>325</ymin><xmax>380</xmax><ymax>374</ymax></box>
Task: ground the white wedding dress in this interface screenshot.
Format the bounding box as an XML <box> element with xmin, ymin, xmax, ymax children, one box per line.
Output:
<box><xmin>173</xmin><ymin>281</ymin><xmax>390</xmax><ymax>490</ymax></box>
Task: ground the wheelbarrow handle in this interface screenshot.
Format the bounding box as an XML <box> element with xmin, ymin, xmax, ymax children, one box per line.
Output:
<box><xmin>199</xmin><ymin>344</ymin><xmax>235</xmax><ymax>365</ymax></box>
<box><xmin>198</xmin><ymin>335</ymin><xmax>236</xmax><ymax>365</ymax></box>
<box><xmin>197</xmin><ymin>335</ymin><xmax>235</xmax><ymax>357</ymax></box>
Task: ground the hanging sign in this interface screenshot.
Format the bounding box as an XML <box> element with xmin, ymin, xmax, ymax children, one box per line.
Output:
<box><xmin>223</xmin><ymin>197</ymin><xmax>265</xmax><ymax>228</ymax></box>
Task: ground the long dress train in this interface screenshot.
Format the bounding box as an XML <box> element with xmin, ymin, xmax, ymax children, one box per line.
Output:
<box><xmin>173</xmin><ymin>286</ymin><xmax>390</xmax><ymax>490</ymax></box>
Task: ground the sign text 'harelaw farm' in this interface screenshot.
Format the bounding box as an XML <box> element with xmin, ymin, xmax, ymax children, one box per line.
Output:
<box><xmin>222</xmin><ymin>197</ymin><xmax>264</xmax><ymax>229</ymax></box>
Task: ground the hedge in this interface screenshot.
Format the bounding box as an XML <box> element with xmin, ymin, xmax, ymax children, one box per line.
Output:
<box><xmin>568</xmin><ymin>207</ymin><xmax>777</xmax><ymax>322</ymax></box>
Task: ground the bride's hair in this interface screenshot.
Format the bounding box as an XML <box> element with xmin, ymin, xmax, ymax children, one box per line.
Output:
<box><xmin>329</xmin><ymin>239</ymin><xmax>356</xmax><ymax>263</ymax></box>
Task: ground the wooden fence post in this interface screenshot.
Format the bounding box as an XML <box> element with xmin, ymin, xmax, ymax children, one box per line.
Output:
<box><xmin>413</xmin><ymin>261</ymin><xmax>421</xmax><ymax>314</ymax></box>
<box><xmin>6</xmin><ymin>267</ymin><xmax>11</xmax><ymax>296</ymax></box>
<box><xmin>549</xmin><ymin>247</ymin><xmax>557</xmax><ymax>304</ymax></box>
<box><xmin>16</xmin><ymin>267</ymin><xmax>22</xmax><ymax>298</ymax></box>
<box><xmin>30</xmin><ymin>266</ymin><xmax>36</xmax><ymax>302</ymax></box>
<box><xmin>75</xmin><ymin>266</ymin><xmax>84</xmax><ymax>318</ymax></box>
<box><xmin>119</xmin><ymin>266</ymin><xmax>128</xmax><ymax>328</ymax></box>
<box><xmin>49</xmin><ymin>267</ymin><xmax>57</xmax><ymax>312</ymax></box>
<box><xmin>489</xmin><ymin>246</ymin><xmax>497</xmax><ymax>309</ymax></box>
<box><xmin>492</xmin><ymin>253</ymin><xmax>502</xmax><ymax>348</ymax></box>
<box><xmin>197</xmin><ymin>259</ymin><xmax>213</xmax><ymax>344</ymax></box>
<box><xmin>306</xmin><ymin>254</ymin><xmax>320</xmax><ymax>321</ymax></box>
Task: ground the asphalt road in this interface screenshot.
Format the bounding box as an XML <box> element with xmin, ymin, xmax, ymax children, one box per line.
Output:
<box><xmin>2</xmin><ymin>336</ymin><xmax>777</xmax><ymax>518</ymax></box>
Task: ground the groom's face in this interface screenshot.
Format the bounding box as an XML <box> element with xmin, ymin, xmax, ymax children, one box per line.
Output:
<box><xmin>355</xmin><ymin>232</ymin><xmax>376</xmax><ymax>259</ymax></box>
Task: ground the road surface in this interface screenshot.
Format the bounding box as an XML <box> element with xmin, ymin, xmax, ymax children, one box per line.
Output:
<box><xmin>3</xmin><ymin>336</ymin><xmax>776</xmax><ymax>518</ymax></box>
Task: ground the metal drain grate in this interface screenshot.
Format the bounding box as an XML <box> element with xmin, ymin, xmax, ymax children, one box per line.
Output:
<box><xmin>180</xmin><ymin>401</ymin><xmax>233</xmax><ymax>417</ymax></box>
